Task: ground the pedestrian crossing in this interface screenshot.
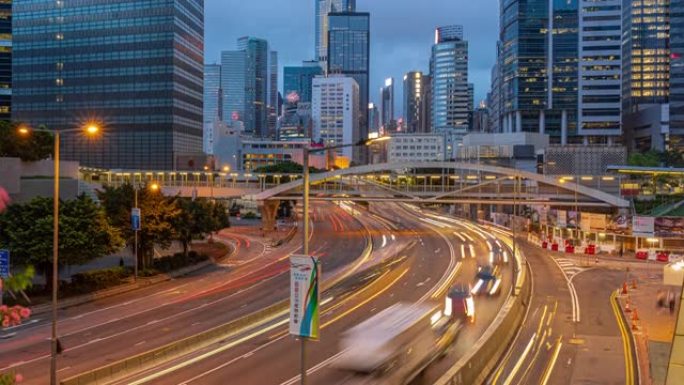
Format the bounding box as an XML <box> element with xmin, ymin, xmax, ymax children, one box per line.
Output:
<box><xmin>555</xmin><ymin>258</ymin><xmax>590</xmax><ymax>280</ymax></box>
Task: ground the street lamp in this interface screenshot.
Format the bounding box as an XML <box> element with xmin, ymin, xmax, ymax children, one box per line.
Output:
<box><xmin>298</xmin><ymin>136</ymin><xmax>389</xmax><ymax>385</ymax></box>
<box><xmin>17</xmin><ymin>123</ymin><xmax>100</xmax><ymax>385</ymax></box>
<box><xmin>132</xmin><ymin>182</ymin><xmax>160</xmax><ymax>282</ymax></box>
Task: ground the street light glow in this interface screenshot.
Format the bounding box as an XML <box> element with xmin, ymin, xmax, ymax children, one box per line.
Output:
<box><xmin>85</xmin><ymin>124</ymin><xmax>99</xmax><ymax>135</ymax></box>
<box><xmin>149</xmin><ymin>183</ymin><xmax>160</xmax><ymax>191</ymax></box>
<box><xmin>17</xmin><ymin>126</ymin><xmax>30</xmax><ymax>136</ymax></box>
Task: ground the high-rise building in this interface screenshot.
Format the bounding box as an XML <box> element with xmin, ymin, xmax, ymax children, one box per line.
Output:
<box><xmin>381</xmin><ymin>77</ymin><xmax>395</xmax><ymax>129</ymax></box>
<box><xmin>0</xmin><ymin>0</ymin><xmax>10</xmax><ymax>121</ymax></box>
<box><xmin>578</xmin><ymin>0</ymin><xmax>622</xmax><ymax>143</ymax></box>
<box><xmin>221</xmin><ymin>37</ymin><xmax>271</xmax><ymax>138</ymax></box>
<box><xmin>204</xmin><ymin>64</ymin><xmax>222</xmax><ymax>154</ymax></box>
<box><xmin>368</xmin><ymin>103</ymin><xmax>380</xmax><ymax>133</ymax></box>
<box><xmin>283</xmin><ymin>61</ymin><xmax>323</xmax><ymax>103</ymax></box>
<box><xmin>431</xmin><ymin>25</ymin><xmax>469</xmax><ymax>149</ymax></box>
<box><xmin>13</xmin><ymin>0</ymin><xmax>204</xmax><ymax>170</ymax></box>
<box><xmin>221</xmin><ymin>50</ymin><xmax>246</xmax><ymax>127</ymax></box>
<box><xmin>497</xmin><ymin>0</ymin><xmax>579</xmax><ymax>144</ymax></box>
<box><xmin>267</xmin><ymin>51</ymin><xmax>279</xmax><ymax>138</ymax></box>
<box><xmin>488</xmin><ymin>46</ymin><xmax>503</xmax><ymax>133</ymax></box>
<box><xmin>327</xmin><ymin>11</ymin><xmax>370</xmax><ymax>163</ymax></box>
<box><xmin>315</xmin><ymin>0</ymin><xmax>356</xmax><ymax>72</ymax></box>
<box><xmin>671</xmin><ymin>0</ymin><xmax>684</xmax><ymax>148</ymax></box>
<box><xmin>238</xmin><ymin>36</ymin><xmax>269</xmax><ymax>137</ymax></box>
<box><xmin>622</xmin><ymin>0</ymin><xmax>670</xmax><ymax>113</ymax></box>
<box><xmin>403</xmin><ymin>71</ymin><xmax>430</xmax><ymax>133</ymax></box>
<box><xmin>312</xmin><ymin>75</ymin><xmax>359</xmax><ymax>161</ymax></box>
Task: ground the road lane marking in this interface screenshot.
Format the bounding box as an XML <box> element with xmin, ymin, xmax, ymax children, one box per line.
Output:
<box><xmin>501</xmin><ymin>333</ymin><xmax>537</xmax><ymax>385</ymax></box>
<box><xmin>611</xmin><ymin>291</ymin><xmax>636</xmax><ymax>385</ymax></box>
<box><xmin>548</xmin><ymin>257</ymin><xmax>581</xmax><ymax>323</ymax></box>
<box><xmin>539</xmin><ymin>337</ymin><xmax>563</xmax><ymax>385</ymax></box>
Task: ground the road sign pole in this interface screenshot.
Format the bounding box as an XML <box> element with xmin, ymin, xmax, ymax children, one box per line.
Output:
<box><xmin>300</xmin><ymin>146</ymin><xmax>310</xmax><ymax>385</ymax></box>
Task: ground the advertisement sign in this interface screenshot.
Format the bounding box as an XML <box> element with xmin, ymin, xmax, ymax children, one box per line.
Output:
<box><xmin>633</xmin><ymin>216</ymin><xmax>655</xmax><ymax>237</ymax></box>
<box><xmin>0</xmin><ymin>249</ymin><xmax>8</xmax><ymax>278</ymax></box>
<box><xmin>131</xmin><ymin>208</ymin><xmax>141</xmax><ymax>231</ymax></box>
<box><xmin>290</xmin><ymin>255</ymin><xmax>320</xmax><ymax>340</ymax></box>
<box><xmin>567</xmin><ymin>211</ymin><xmax>580</xmax><ymax>229</ymax></box>
<box><xmin>655</xmin><ymin>217</ymin><xmax>684</xmax><ymax>237</ymax></box>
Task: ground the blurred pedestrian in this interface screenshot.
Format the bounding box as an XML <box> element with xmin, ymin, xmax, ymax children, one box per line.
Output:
<box><xmin>669</xmin><ymin>291</ymin><xmax>676</xmax><ymax>315</ymax></box>
<box><xmin>657</xmin><ymin>289</ymin><xmax>665</xmax><ymax>308</ymax></box>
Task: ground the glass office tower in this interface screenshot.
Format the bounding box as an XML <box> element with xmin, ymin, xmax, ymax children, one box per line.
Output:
<box><xmin>315</xmin><ymin>0</ymin><xmax>355</xmax><ymax>72</ymax></box>
<box><xmin>238</xmin><ymin>36</ymin><xmax>269</xmax><ymax>138</ymax></box>
<box><xmin>0</xmin><ymin>0</ymin><xmax>10</xmax><ymax>121</ymax></box>
<box><xmin>283</xmin><ymin>62</ymin><xmax>323</xmax><ymax>103</ymax></box>
<box><xmin>327</xmin><ymin>11</ymin><xmax>370</xmax><ymax>164</ymax></box>
<box><xmin>403</xmin><ymin>71</ymin><xmax>428</xmax><ymax>133</ymax></box>
<box><xmin>12</xmin><ymin>0</ymin><xmax>204</xmax><ymax>170</ymax></box>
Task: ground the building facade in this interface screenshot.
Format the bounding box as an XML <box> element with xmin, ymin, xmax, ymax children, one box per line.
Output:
<box><xmin>237</xmin><ymin>36</ymin><xmax>269</xmax><ymax>137</ymax></box>
<box><xmin>267</xmin><ymin>51</ymin><xmax>279</xmax><ymax>138</ymax></box>
<box><xmin>327</xmin><ymin>11</ymin><xmax>370</xmax><ymax>163</ymax></box>
<box><xmin>312</xmin><ymin>75</ymin><xmax>359</xmax><ymax>161</ymax></box>
<box><xmin>0</xmin><ymin>0</ymin><xmax>10</xmax><ymax>121</ymax></box>
<box><xmin>387</xmin><ymin>133</ymin><xmax>445</xmax><ymax>163</ymax></box>
<box><xmin>221</xmin><ymin>50</ymin><xmax>246</xmax><ymax>128</ymax></box>
<box><xmin>368</xmin><ymin>102</ymin><xmax>380</xmax><ymax>133</ymax></box>
<box><xmin>577</xmin><ymin>0</ymin><xmax>622</xmax><ymax>142</ymax></box>
<box><xmin>315</xmin><ymin>0</ymin><xmax>355</xmax><ymax>72</ymax></box>
<box><xmin>13</xmin><ymin>0</ymin><xmax>204</xmax><ymax>170</ymax></box>
<box><xmin>431</xmin><ymin>25</ymin><xmax>469</xmax><ymax>151</ymax></box>
<box><xmin>381</xmin><ymin>77</ymin><xmax>394</xmax><ymax>129</ymax></box>
<box><xmin>203</xmin><ymin>64</ymin><xmax>222</xmax><ymax>154</ymax></box>
<box><xmin>403</xmin><ymin>71</ymin><xmax>429</xmax><ymax>133</ymax></box>
<box><xmin>283</xmin><ymin>62</ymin><xmax>323</xmax><ymax>103</ymax></box>
<box><xmin>671</xmin><ymin>0</ymin><xmax>684</xmax><ymax>147</ymax></box>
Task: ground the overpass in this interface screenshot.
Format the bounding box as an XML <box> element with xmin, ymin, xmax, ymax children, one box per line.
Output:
<box><xmin>81</xmin><ymin>162</ymin><xmax>630</xmax><ymax>230</ymax></box>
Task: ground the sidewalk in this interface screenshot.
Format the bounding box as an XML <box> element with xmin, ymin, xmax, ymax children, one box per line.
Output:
<box><xmin>617</xmin><ymin>272</ymin><xmax>678</xmax><ymax>385</ymax></box>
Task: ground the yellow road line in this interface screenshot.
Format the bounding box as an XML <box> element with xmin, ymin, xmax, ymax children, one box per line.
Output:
<box><xmin>611</xmin><ymin>291</ymin><xmax>636</xmax><ymax>385</ymax></box>
<box><xmin>539</xmin><ymin>336</ymin><xmax>563</xmax><ymax>385</ymax></box>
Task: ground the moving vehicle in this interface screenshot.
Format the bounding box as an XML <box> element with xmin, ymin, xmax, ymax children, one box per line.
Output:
<box><xmin>334</xmin><ymin>303</ymin><xmax>461</xmax><ymax>384</ymax></box>
<box><xmin>446</xmin><ymin>283</ymin><xmax>475</xmax><ymax>322</ymax></box>
<box><xmin>471</xmin><ymin>264</ymin><xmax>502</xmax><ymax>296</ymax></box>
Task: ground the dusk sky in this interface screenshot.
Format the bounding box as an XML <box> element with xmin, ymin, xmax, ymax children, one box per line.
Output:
<box><xmin>205</xmin><ymin>0</ymin><xmax>499</xmax><ymax>116</ymax></box>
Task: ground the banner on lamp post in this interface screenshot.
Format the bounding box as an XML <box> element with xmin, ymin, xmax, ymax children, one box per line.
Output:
<box><xmin>289</xmin><ymin>255</ymin><xmax>320</xmax><ymax>340</ymax></box>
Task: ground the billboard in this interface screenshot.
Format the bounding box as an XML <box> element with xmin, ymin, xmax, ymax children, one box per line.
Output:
<box><xmin>633</xmin><ymin>216</ymin><xmax>655</xmax><ymax>237</ymax></box>
<box><xmin>290</xmin><ymin>255</ymin><xmax>321</xmax><ymax>340</ymax></box>
<box><xmin>557</xmin><ymin>210</ymin><xmax>567</xmax><ymax>228</ymax></box>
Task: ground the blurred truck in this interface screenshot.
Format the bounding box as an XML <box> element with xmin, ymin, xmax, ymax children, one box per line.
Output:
<box><xmin>333</xmin><ymin>302</ymin><xmax>461</xmax><ymax>384</ymax></box>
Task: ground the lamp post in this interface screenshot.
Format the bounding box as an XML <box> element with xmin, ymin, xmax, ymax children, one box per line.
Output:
<box><xmin>298</xmin><ymin>136</ymin><xmax>389</xmax><ymax>385</ymax></box>
<box><xmin>18</xmin><ymin>123</ymin><xmax>100</xmax><ymax>385</ymax></box>
<box><xmin>132</xmin><ymin>182</ymin><xmax>159</xmax><ymax>280</ymax></box>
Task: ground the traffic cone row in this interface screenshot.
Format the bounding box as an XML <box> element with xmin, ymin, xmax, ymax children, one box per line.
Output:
<box><xmin>622</xmin><ymin>282</ymin><xmax>629</xmax><ymax>295</ymax></box>
<box><xmin>625</xmin><ymin>298</ymin><xmax>632</xmax><ymax>313</ymax></box>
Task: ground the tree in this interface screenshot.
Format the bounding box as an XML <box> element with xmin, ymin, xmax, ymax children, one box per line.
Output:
<box><xmin>627</xmin><ymin>150</ymin><xmax>662</xmax><ymax>167</ymax></box>
<box><xmin>210</xmin><ymin>200</ymin><xmax>231</xmax><ymax>232</ymax></box>
<box><xmin>0</xmin><ymin>121</ymin><xmax>54</xmax><ymax>161</ymax></box>
<box><xmin>173</xmin><ymin>199</ymin><xmax>231</xmax><ymax>256</ymax></box>
<box><xmin>97</xmin><ymin>184</ymin><xmax>180</xmax><ymax>269</ymax></box>
<box><xmin>0</xmin><ymin>196</ymin><xmax>123</xmax><ymax>290</ymax></box>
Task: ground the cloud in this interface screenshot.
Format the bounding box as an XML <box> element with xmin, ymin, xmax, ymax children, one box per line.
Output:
<box><xmin>205</xmin><ymin>0</ymin><xmax>498</xmax><ymax>115</ymax></box>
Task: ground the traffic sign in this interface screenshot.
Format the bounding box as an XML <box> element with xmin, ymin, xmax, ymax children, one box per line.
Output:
<box><xmin>0</xmin><ymin>249</ymin><xmax>9</xmax><ymax>278</ymax></box>
<box><xmin>290</xmin><ymin>255</ymin><xmax>320</xmax><ymax>340</ymax></box>
<box><xmin>131</xmin><ymin>208</ymin><xmax>141</xmax><ymax>231</ymax></box>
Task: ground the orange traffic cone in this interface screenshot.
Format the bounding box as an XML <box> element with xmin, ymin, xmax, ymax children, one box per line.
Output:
<box><xmin>632</xmin><ymin>308</ymin><xmax>639</xmax><ymax>321</ymax></box>
<box><xmin>632</xmin><ymin>319</ymin><xmax>639</xmax><ymax>331</ymax></box>
<box><xmin>632</xmin><ymin>279</ymin><xmax>638</xmax><ymax>290</ymax></box>
<box><xmin>622</xmin><ymin>282</ymin><xmax>628</xmax><ymax>295</ymax></box>
<box><xmin>625</xmin><ymin>298</ymin><xmax>632</xmax><ymax>313</ymax></box>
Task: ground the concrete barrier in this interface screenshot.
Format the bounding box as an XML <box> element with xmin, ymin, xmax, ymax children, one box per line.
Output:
<box><xmin>434</xmin><ymin>256</ymin><xmax>532</xmax><ymax>385</ymax></box>
<box><xmin>60</xmin><ymin>301</ymin><xmax>289</xmax><ymax>385</ymax></box>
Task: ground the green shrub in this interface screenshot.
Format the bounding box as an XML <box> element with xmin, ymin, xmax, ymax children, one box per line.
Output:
<box><xmin>67</xmin><ymin>266</ymin><xmax>132</xmax><ymax>294</ymax></box>
<box><xmin>151</xmin><ymin>252</ymin><xmax>209</xmax><ymax>273</ymax></box>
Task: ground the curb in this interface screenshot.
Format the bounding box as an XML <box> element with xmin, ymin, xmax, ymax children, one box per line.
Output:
<box><xmin>613</xmin><ymin>291</ymin><xmax>641</xmax><ymax>385</ymax></box>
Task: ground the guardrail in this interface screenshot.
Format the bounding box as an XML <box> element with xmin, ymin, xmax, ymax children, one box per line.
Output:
<box><xmin>60</xmin><ymin>301</ymin><xmax>289</xmax><ymax>385</ymax></box>
<box><xmin>434</xmin><ymin>251</ymin><xmax>532</xmax><ymax>385</ymax></box>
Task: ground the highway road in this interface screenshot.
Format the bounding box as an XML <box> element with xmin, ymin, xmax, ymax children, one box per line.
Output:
<box><xmin>109</xmin><ymin>204</ymin><xmax>514</xmax><ymax>385</ymax></box>
<box><xmin>0</xmin><ymin>202</ymin><xmax>374</xmax><ymax>385</ymax></box>
<box><xmin>489</xmin><ymin>239</ymin><xmax>641</xmax><ymax>385</ymax></box>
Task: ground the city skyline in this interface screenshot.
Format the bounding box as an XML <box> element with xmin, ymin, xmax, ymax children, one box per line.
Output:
<box><xmin>204</xmin><ymin>0</ymin><xmax>498</xmax><ymax>116</ymax></box>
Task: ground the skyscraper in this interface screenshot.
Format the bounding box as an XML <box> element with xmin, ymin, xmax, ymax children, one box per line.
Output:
<box><xmin>13</xmin><ymin>0</ymin><xmax>204</xmax><ymax>170</ymax></box>
<box><xmin>622</xmin><ymin>0</ymin><xmax>670</xmax><ymax>113</ymax></box>
<box><xmin>204</xmin><ymin>64</ymin><xmax>222</xmax><ymax>154</ymax></box>
<box><xmin>0</xmin><ymin>0</ymin><xmax>10</xmax><ymax>121</ymax></box>
<box><xmin>381</xmin><ymin>77</ymin><xmax>395</xmax><ymax>129</ymax></box>
<box><xmin>238</xmin><ymin>36</ymin><xmax>269</xmax><ymax>137</ymax></box>
<box><xmin>578</xmin><ymin>0</ymin><xmax>622</xmax><ymax>142</ymax></box>
<box><xmin>283</xmin><ymin>61</ymin><xmax>323</xmax><ymax>103</ymax></box>
<box><xmin>497</xmin><ymin>0</ymin><xmax>579</xmax><ymax>143</ymax></box>
<box><xmin>327</xmin><ymin>11</ymin><xmax>370</xmax><ymax>163</ymax></box>
<box><xmin>431</xmin><ymin>25</ymin><xmax>469</xmax><ymax>148</ymax></box>
<box><xmin>368</xmin><ymin>103</ymin><xmax>380</xmax><ymax>133</ymax></box>
<box><xmin>221</xmin><ymin>50</ymin><xmax>246</xmax><ymax>126</ymax></box>
<box><xmin>315</xmin><ymin>0</ymin><xmax>356</xmax><ymax>72</ymax></box>
<box><xmin>403</xmin><ymin>72</ymin><xmax>427</xmax><ymax>133</ymax></box>
<box><xmin>312</xmin><ymin>75</ymin><xmax>359</xmax><ymax>160</ymax></box>
<box><xmin>671</xmin><ymin>0</ymin><xmax>684</xmax><ymax>147</ymax></box>
<box><xmin>268</xmin><ymin>51</ymin><xmax>279</xmax><ymax>138</ymax></box>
